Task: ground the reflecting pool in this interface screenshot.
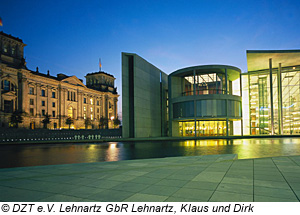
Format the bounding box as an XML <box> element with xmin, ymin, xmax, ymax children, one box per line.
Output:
<box><xmin>1</xmin><ymin>138</ymin><xmax>300</xmax><ymax>168</ymax></box>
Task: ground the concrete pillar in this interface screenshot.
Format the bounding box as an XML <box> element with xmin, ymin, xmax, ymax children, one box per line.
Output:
<box><xmin>278</xmin><ymin>63</ymin><xmax>283</xmax><ymax>134</ymax></box>
<box><xmin>269</xmin><ymin>58</ymin><xmax>275</xmax><ymax>135</ymax></box>
<box><xmin>225</xmin><ymin>68</ymin><xmax>228</xmax><ymax>94</ymax></box>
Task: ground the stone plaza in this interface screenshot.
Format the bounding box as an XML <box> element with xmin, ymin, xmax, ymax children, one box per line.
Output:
<box><xmin>1</xmin><ymin>154</ymin><xmax>300</xmax><ymax>202</ymax></box>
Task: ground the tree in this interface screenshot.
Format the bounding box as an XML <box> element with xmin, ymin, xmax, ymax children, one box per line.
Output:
<box><xmin>65</xmin><ymin>117</ymin><xmax>74</xmax><ymax>129</ymax></box>
<box><xmin>84</xmin><ymin>117</ymin><xmax>92</xmax><ymax>129</ymax></box>
<box><xmin>10</xmin><ymin>111</ymin><xmax>24</xmax><ymax>128</ymax></box>
<box><xmin>113</xmin><ymin>116</ymin><xmax>121</xmax><ymax>128</ymax></box>
<box><xmin>99</xmin><ymin>116</ymin><xmax>108</xmax><ymax>129</ymax></box>
<box><xmin>42</xmin><ymin>114</ymin><xmax>51</xmax><ymax>129</ymax></box>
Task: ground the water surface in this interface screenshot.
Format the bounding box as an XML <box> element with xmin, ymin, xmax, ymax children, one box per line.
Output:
<box><xmin>1</xmin><ymin>138</ymin><xmax>300</xmax><ymax>168</ymax></box>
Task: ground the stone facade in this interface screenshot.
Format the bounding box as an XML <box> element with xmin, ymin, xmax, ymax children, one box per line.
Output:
<box><xmin>0</xmin><ymin>31</ymin><xmax>119</xmax><ymax>129</ymax></box>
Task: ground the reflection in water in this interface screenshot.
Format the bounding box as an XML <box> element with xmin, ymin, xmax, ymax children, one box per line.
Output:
<box><xmin>1</xmin><ymin>138</ymin><xmax>300</xmax><ymax>168</ymax></box>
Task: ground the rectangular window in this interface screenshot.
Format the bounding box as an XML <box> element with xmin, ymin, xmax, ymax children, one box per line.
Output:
<box><xmin>29</xmin><ymin>87</ymin><xmax>34</xmax><ymax>95</ymax></box>
<box><xmin>41</xmin><ymin>89</ymin><xmax>45</xmax><ymax>97</ymax></box>
<box><xmin>97</xmin><ymin>108</ymin><xmax>99</xmax><ymax>113</ymax></box>
<box><xmin>68</xmin><ymin>91</ymin><xmax>70</xmax><ymax>100</ymax></box>
<box><xmin>91</xmin><ymin>107</ymin><xmax>93</xmax><ymax>112</ymax></box>
<box><xmin>30</xmin><ymin>99</ymin><xmax>34</xmax><ymax>105</ymax></box>
<box><xmin>84</xmin><ymin>98</ymin><xmax>86</xmax><ymax>104</ymax></box>
<box><xmin>52</xmin><ymin>102</ymin><xmax>55</xmax><ymax>107</ymax></box>
<box><xmin>90</xmin><ymin>98</ymin><xmax>93</xmax><ymax>105</ymax></box>
<box><xmin>42</xmin><ymin>110</ymin><xmax>45</xmax><ymax>116</ymax></box>
<box><xmin>30</xmin><ymin>108</ymin><xmax>34</xmax><ymax>116</ymax></box>
<box><xmin>91</xmin><ymin>114</ymin><xmax>93</xmax><ymax>120</ymax></box>
<box><xmin>84</xmin><ymin>113</ymin><xmax>86</xmax><ymax>119</ymax></box>
<box><xmin>97</xmin><ymin>100</ymin><xmax>99</xmax><ymax>106</ymax></box>
<box><xmin>52</xmin><ymin>111</ymin><xmax>55</xmax><ymax>117</ymax></box>
<box><xmin>3</xmin><ymin>80</ymin><xmax>10</xmax><ymax>91</ymax></box>
<box><xmin>84</xmin><ymin>106</ymin><xmax>86</xmax><ymax>112</ymax></box>
<box><xmin>42</xmin><ymin>101</ymin><xmax>45</xmax><ymax>106</ymax></box>
<box><xmin>52</xmin><ymin>92</ymin><xmax>56</xmax><ymax>98</ymax></box>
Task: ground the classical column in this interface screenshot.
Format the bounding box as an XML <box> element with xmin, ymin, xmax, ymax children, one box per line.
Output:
<box><xmin>35</xmin><ymin>83</ymin><xmax>40</xmax><ymax>116</ymax></box>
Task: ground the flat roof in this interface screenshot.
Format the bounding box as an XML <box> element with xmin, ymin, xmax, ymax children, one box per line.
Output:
<box><xmin>170</xmin><ymin>65</ymin><xmax>241</xmax><ymax>81</ymax></box>
<box><xmin>247</xmin><ymin>50</ymin><xmax>300</xmax><ymax>72</ymax></box>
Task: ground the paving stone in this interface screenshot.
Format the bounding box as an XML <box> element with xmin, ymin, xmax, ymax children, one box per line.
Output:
<box><xmin>192</xmin><ymin>172</ymin><xmax>226</xmax><ymax>183</ymax></box>
<box><xmin>172</xmin><ymin>187</ymin><xmax>213</xmax><ymax>201</ymax></box>
<box><xmin>155</xmin><ymin>179</ymin><xmax>188</xmax><ymax>187</ymax></box>
<box><xmin>164</xmin><ymin>196</ymin><xmax>198</xmax><ymax>202</ymax></box>
<box><xmin>216</xmin><ymin>183</ymin><xmax>253</xmax><ymax>195</ymax></box>
<box><xmin>128</xmin><ymin>176</ymin><xmax>161</xmax><ymax>185</ymax></box>
<box><xmin>123</xmin><ymin>193</ymin><xmax>168</xmax><ymax>202</ymax></box>
<box><xmin>183</xmin><ymin>181</ymin><xmax>219</xmax><ymax>191</ymax></box>
<box><xmin>254</xmin><ymin>174</ymin><xmax>285</xmax><ymax>182</ymax></box>
<box><xmin>221</xmin><ymin>177</ymin><xmax>253</xmax><ymax>186</ymax></box>
<box><xmin>209</xmin><ymin>191</ymin><xmax>253</xmax><ymax>202</ymax></box>
<box><xmin>254</xmin><ymin>186</ymin><xmax>296</xmax><ymax>199</ymax></box>
<box><xmin>38</xmin><ymin>194</ymin><xmax>84</xmax><ymax>202</ymax></box>
<box><xmin>140</xmin><ymin>185</ymin><xmax>180</xmax><ymax>196</ymax></box>
<box><xmin>254</xmin><ymin>180</ymin><xmax>290</xmax><ymax>190</ymax></box>
<box><xmin>111</xmin><ymin>182</ymin><xmax>150</xmax><ymax>192</ymax></box>
<box><xmin>88</xmin><ymin>189</ymin><xmax>135</xmax><ymax>202</ymax></box>
<box><xmin>254</xmin><ymin>195</ymin><xmax>299</xmax><ymax>202</ymax></box>
<box><xmin>87</xmin><ymin>179</ymin><xmax>123</xmax><ymax>189</ymax></box>
<box><xmin>62</xmin><ymin>186</ymin><xmax>105</xmax><ymax>198</ymax></box>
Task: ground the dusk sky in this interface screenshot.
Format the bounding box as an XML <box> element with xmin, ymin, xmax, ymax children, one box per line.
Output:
<box><xmin>1</xmin><ymin>0</ymin><xmax>300</xmax><ymax>116</ymax></box>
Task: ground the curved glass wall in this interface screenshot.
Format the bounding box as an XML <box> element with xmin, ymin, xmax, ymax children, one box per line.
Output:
<box><xmin>179</xmin><ymin>121</ymin><xmax>227</xmax><ymax>137</ymax></box>
<box><xmin>183</xmin><ymin>73</ymin><xmax>232</xmax><ymax>96</ymax></box>
<box><xmin>173</xmin><ymin>100</ymin><xmax>241</xmax><ymax>119</ymax></box>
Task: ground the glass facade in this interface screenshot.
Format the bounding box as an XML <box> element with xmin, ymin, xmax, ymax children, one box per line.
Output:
<box><xmin>169</xmin><ymin>65</ymin><xmax>242</xmax><ymax>137</ymax></box>
<box><xmin>183</xmin><ymin>73</ymin><xmax>231</xmax><ymax>96</ymax></box>
<box><xmin>243</xmin><ymin>65</ymin><xmax>300</xmax><ymax>135</ymax></box>
<box><xmin>179</xmin><ymin>121</ymin><xmax>227</xmax><ymax>137</ymax></box>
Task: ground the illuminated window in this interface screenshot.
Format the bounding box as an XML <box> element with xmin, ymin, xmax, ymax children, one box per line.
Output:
<box><xmin>90</xmin><ymin>98</ymin><xmax>93</xmax><ymax>105</ymax></box>
<box><xmin>91</xmin><ymin>107</ymin><xmax>93</xmax><ymax>112</ymax></box>
<box><xmin>3</xmin><ymin>44</ymin><xmax>8</xmax><ymax>53</ymax></box>
<box><xmin>11</xmin><ymin>47</ymin><xmax>15</xmax><ymax>55</ymax></box>
<box><xmin>84</xmin><ymin>106</ymin><xmax>86</xmax><ymax>112</ymax></box>
<box><xmin>67</xmin><ymin>106</ymin><xmax>73</xmax><ymax>118</ymax></box>
<box><xmin>83</xmin><ymin>113</ymin><xmax>86</xmax><ymax>119</ymax></box>
<box><xmin>91</xmin><ymin>114</ymin><xmax>93</xmax><ymax>120</ymax></box>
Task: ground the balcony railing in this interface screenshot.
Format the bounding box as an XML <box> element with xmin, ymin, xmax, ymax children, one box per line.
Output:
<box><xmin>182</xmin><ymin>89</ymin><xmax>226</xmax><ymax>96</ymax></box>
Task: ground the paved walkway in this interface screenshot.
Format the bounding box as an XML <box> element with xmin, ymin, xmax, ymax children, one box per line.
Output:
<box><xmin>1</xmin><ymin>154</ymin><xmax>300</xmax><ymax>202</ymax></box>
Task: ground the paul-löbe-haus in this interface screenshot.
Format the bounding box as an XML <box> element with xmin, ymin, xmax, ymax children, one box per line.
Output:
<box><xmin>0</xmin><ymin>32</ymin><xmax>118</xmax><ymax>129</ymax></box>
<box><xmin>122</xmin><ymin>50</ymin><xmax>300</xmax><ymax>138</ymax></box>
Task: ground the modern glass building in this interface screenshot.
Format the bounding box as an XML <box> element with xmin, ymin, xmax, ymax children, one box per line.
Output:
<box><xmin>122</xmin><ymin>50</ymin><xmax>300</xmax><ymax>138</ymax></box>
<box><xmin>168</xmin><ymin>65</ymin><xmax>242</xmax><ymax>137</ymax></box>
<box><xmin>242</xmin><ymin>50</ymin><xmax>300</xmax><ymax>136</ymax></box>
